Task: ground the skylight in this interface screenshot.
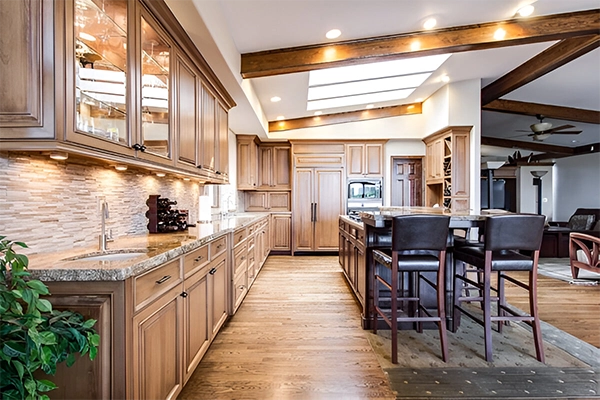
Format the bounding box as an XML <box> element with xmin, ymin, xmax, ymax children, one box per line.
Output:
<box><xmin>307</xmin><ymin>53</ymin><xmax>451</xmax><ymax>110</ymax></box>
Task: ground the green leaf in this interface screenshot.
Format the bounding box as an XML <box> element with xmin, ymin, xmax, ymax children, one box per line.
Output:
<box><xmin>88</xmin><ymin>333</ymin><xmax>100</xmax><ymax>347</ymax></box>
<box><xmin>40</xmin><ymin>396</ymin><xmax>51</xmax><ymax>400</ymax></box>
<box><xmin>41</xmin><ymin>346</ymin><xmax>53</xmax><ymax>365</ymax></box>
<box><xmin>38</xmin><ymin>331</ymin><xmax>57</xmax><ymax>345</ymax></box>
<box><xmin>66</xmin><ymin>352</ymin><xmax>76</xmax><ymax>368</ymax></box>
<box><xmin>10</xmin><ymin>289</ymin><xmax>23</xmax><ymax>299</ymax></box>
<box><xmin>12</xmin><ymin>359</ymin><xmax>25</xmax><ymax>379</ymax></box>
<box><xmin>27</xmin><ymin>327</ymin><xmax>41</xmax><ymax>346</ymax></box>
<box><xmin>26</xmin><ymin>280</ymin><xmax>49</xmax><ymax>295</ymax></box>
<box><xmin>24</xmin><ymin>378</ymin><xmax>36</xmax><ymax>396</ymax></box>
<box><xmin>36</xmin><ymin>379</ymin><xmax>57</xmax><ymax>392</ymax></box>
<box><xmin>82</xmin><ymin>319</ymin><xmax>97</xmax><ymax>329</ymax></box>
<box><xmin>3</xmin><ymin>341</ymin><xmax>26</xmax><ymax>357</ymax></box>
<box><xmin>89</xmin><ymin>344</ymin><xmax>98</xmax><ymax>360</ymax></box>
<box><xmin>36</xmin><ymin>299</ymin><xmax>52</xmax><ymax>313</ymax></box>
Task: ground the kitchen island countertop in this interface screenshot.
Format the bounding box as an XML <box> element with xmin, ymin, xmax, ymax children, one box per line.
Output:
<box><xmin>25</xmin><ymin>214</ymin><xmax>268</xmax><ymax>282</ymax></box>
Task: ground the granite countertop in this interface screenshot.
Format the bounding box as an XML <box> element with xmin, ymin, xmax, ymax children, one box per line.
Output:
<box><xmin>26</xmin><ymin>214</ymin><xmax>269</xmax><ymax>282</ymax></box>
<box><xmin>339</xmin><ymin>215</ymin><xmax>364</xmax><ymax>229</ymax></box>
<box><xmin>360</xmin><ymin>207</ymin><xmax>509</xmax><ymax>228</ymax></box>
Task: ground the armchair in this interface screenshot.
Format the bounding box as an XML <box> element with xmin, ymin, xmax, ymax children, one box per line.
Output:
<box><xmin>569</xmin><ymin>232</ymin><xmax>600</xmax><ymax>279</ymax></box>
<box><xmin>541</xmin><ymin>208</ymin><xmax>600</xmax><ymax>258</ymax></box>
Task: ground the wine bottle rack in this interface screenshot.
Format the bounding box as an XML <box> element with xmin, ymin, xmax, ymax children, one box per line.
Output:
<box><xmin>146</xmin><ymin>195</ymin><xmax>188</xmax><ymax>233</ymax></box>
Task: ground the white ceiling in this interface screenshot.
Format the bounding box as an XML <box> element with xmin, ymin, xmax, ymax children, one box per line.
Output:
<box><xmin>182</xmin><ymin>0</ymin><xmax>600</xmax><ymax>153</ymax></box>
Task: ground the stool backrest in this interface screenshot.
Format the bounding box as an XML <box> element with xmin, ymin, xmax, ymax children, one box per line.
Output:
<box><xmin>484</xmin><ymin>214</ymin><xmax>545</xmax><ymax>251</ymax></box>
<box><xmin>391</xmin><ymin>215</ymin><xmax>450</xmax><ymax>252</ymax></box>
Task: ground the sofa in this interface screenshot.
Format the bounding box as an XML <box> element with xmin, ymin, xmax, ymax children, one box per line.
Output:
<box><xmin>540</xmin><ymin>208</ymin><xmax>600</xmax><ymax>258</ymax></box>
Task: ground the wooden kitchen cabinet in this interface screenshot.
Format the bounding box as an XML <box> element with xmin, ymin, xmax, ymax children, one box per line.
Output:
<box><xmin>0</xmin><ymin>0</ymin><xmax>234</xmax><ymax>183</ymax></box>
<box><xmin>339</xmin><ymin>217</ymin><xmax>366</xmax><ymax>306</ymax></box>
<box><xmin>182</xmin><ymin>265</ymin><xmax>209</xmax><ymax>384</ymax></box>
<box><xmin>271</xmin><ymin>213</ymin><xmax>292</xmax><ymax>253</ymax></box>
<box><xmin>423</xmin><ymin>126</ymin><xmax>471</xmax><ymax>211</ymax></box>
<box><xmin>346</xmin><ymin>142</ymin><xmax>385</xmax><ymax>177</ymax></box>
<box><xmin>245</xmin><ymin>191</ymin><xmax>290</xmax><ymax>212</ymax></box>
<box><xmin>258</xmin><ymin>144</ymin><xmax>291</xmax><ymax>189</ymax></box>
<box><xmin>237</xmin><ymin>135</ymin><xmax>259</xmax><ymax>189</ymax></box>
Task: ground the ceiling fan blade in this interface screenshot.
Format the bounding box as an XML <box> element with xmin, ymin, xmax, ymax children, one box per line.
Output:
<box><xmin>551</xmin><ymin>130</ymin><xmax>582</xmax><ymax>135</ymax></box>
<box><xmin>546</xmin><ymin>124</ymin><xmax>575</xmax><ymax>133</ymax></box>
<box><xmin>515</xmin><ymin>129</ymin><xmax>531</xmax><ymax>132</ymax></box>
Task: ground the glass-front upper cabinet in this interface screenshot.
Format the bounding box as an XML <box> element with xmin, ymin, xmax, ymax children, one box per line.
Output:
<box><xmin>73</xmin><ymin>0</ymin><xmax>128</xmax><ymax>145</ymax></box>
<box><xmin>140</xmin><ymin>15</ymin><xmax>170</xmax><ymax>159</ymax></box>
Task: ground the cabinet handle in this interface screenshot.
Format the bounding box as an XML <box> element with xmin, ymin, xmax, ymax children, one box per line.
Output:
<box><xmin>241</xmin><ymin>256</ymin><xmax>246</xmax><ymax>260</ymax></box>
<box><xmin>310</xmin><ymin>202</ymin><xmax>314</xmax><ymax>222</ymax></box>
<box><xmin>132</xmin><ymin>143</ymin><xmax>147</xmax><ymax>152</ymax></box>
<box><xmin>216</xmin><ymin>171</ymin><xmax>222</xmax><ymax>175</ymax></box>
<box><xmin>180</xmin><ymin>291</ymin><xmax>188</xmax><ymax>298</ymax></box>
<box><xmin>156</xmin><ymin>275</ymin><xmax>171</xmax><ymax>284</ymax></box>
<box><xmin>238</xmin><ymin>285</ymin><xmax>245</xmax><ymax>290</ymax></box>
<box><xmin>217</xmin><ymin>244</ymin><xmax>223</xmax><ymax>249</ymax></box>
<box><xmin>209</xmin><ymin>267</ymin><xmax>217</xmax><ymax>275</ymax></box>
<box><xmin>313</xmin><ymin>203</ymin><xmax>317</xmax><ymax>222</ymax></box>
<box><xmin>194</xmin><ymin>255</ymin><xmax>204</xmax><ymax>262</ymax></box>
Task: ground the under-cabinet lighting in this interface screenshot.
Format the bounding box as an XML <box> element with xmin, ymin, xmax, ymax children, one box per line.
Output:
<box><xmin>494</xmin><ymin>28</ymin><xmax>506</xmax><ymax>40</ymax></box>
<box><xmin>366</xmin><ymin>104</ymin><xmax>375</xmax><ymax>109</ymax></box>
<box><xmin>115</xmin><ymin>164</ymin><xmax>128</xmax><ymax>171</ymax></box>
<box><xmin>183</xmin><ymin>177</ymin><xmax>191</xmax><ymax>181</ymax></box>
<box><xmin>314</xmin><ymin>111</ymin><xmax>322</xmax><ymax>116</ymax></box>
<box><xmin>49</xmin><ymin>151</ymin><xmax>69</xmax><ymax>161</ymax></box>
<box><xmin>270</xmin><ymin>96</ymin><xmax>281</xmax><ymax>102</ymax></box>
<box><xmin>410</xmin><ymin>41</ymin><xmax>421</xmax><ymax>51</ymax></box>
<box><xmin>79</xmin><ymin>32</ymin><xmax>96</xmax><ymax>42</ymax></box>
<box><xmin>326</xmin><ymin>29</ymin><xmax>341</xmax><ymax>39</ymax></box>
<box><xmin>423</xmin><ymin>18</ymin><xmax>437</xmax><ymax>30</ymax></box>
<box><xmin>517</xmin><ymin>4</ymin><xmax>535</xmax><ymax>17</ymax></box>
<box><xmin>276</xmin><ymin>116</ymin><xmax>285</xmax><ymax>121</ymax></box>
<box><xmin>156</xmin><ymin>172</ymin><xmax>166</xmax><ymax>177</ymax></box>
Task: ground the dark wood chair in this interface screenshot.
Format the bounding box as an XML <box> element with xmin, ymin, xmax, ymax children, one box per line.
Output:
<box><xmin>453</xmin><ymin>214</ymin><xmax>546</xmax><ymax>363</ymax></box>
<box><xmin>372</xmin><ymin>214</ymin><xmax>451</xmax><ymax>363</ymax></box>
<box><xmin>569</xmin><ymin>232</ymin><xmax>600</xmax><ymax>279</ymax></box>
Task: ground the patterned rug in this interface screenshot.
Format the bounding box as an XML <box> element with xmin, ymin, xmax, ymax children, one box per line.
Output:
<box><xmin>538</xmin><ymin>258</ymin><xmax>599</xmax><ymax>286</ymax></box>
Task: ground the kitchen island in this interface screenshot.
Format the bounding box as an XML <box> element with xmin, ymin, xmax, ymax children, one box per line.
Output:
<box><xmin>24</xmin><ymin>213</ymin><xmax>270</xmax><ymax>400</ymax></box>
<box><xmin>340</xmin><ymin>207</ymin><xmax>491</xmax><ymax>330</ymax></box>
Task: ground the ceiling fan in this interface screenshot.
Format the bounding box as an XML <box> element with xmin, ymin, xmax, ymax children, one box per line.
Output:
<box><xmin>515</xmin><ymin>114</ymin><xmax>582</xmax><ymax>141</ymax></box>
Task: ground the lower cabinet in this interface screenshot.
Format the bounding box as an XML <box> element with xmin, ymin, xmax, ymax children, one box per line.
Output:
<box><xmin>271</xmin><ymin>213</ymin><xmax>292</xmax><ymax>253</ymax></box>
<box><xmin>339</xmin><ymin>217</ymin><xmax>366</xmax><ymax>306</ymax></box>
<box><xmin>182</xmin><ymin>267</ymin><xmax>209</xmax><ymax>384</ymax></box>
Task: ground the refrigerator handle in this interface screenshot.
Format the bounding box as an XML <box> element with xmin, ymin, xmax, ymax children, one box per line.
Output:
<box><xmin>310</xmin><ymin>202</ymin><xmax>314</xmax><ymax>222</ymax></box>
<box><xmin>313</xmin><ymin>203</ymin><xmax>317</xmax><ymax>222</ymax></box>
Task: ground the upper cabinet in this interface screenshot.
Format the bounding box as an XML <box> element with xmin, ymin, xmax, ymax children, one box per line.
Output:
<box><xmin>345</xmin><ymin>141</ymin><xmax>385</xmax><ymax>177</ymax></box>
<box><xmin>0</xmin><ymin>0</ymin><xmax>235</xmax><ymax>183</ymax></box>
<box><xmin>236</xmin><ymin>135</ymin><xmax>259</xmax><ymax>189</ymax></box>
<box><xmin>258</xmin><ymin>144</ymin><xmax>291</xmax><ymax>190</ymax></box>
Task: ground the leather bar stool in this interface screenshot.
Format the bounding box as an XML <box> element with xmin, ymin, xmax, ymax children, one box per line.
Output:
<box><xmin>372</xmin><ymin>215</ymin><xmax>451</xmax><ymax>363</ymax></box>
<box><xmin>453</xmin><ymin>214</ymin><xmax>546</xmax><ymax>363</ymax></box>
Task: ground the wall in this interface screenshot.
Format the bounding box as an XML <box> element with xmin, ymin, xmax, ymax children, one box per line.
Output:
<box><xmin>517</xmin><ymin>165</ymin><xmax>553</xmax><ymax>220</ymax></box>
<box><xmin>0</xmin><ymin>152</ymin><xmax>202</xmax><ymax>255</ymax></box>
<box><xmin>553</xmin><ymin>152</ymin><xmax>600</xmax><ymax>221</ymax></box>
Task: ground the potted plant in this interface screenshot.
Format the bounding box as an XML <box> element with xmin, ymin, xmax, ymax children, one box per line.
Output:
<box><xmin>0</xmin><ymin>236</ymin><xmax>100</xmax><ymax>400</ymax></box>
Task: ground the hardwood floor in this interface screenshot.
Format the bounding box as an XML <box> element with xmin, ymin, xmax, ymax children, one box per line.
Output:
<box><xmin>503</xmin><ymin>270</ymin><xmax>600</xmax><ymax>348</ymax></box>
<box><xmin>178</xmin><ymin>255</ymin><xmax>396</xmax><ymax>400</ymax></box>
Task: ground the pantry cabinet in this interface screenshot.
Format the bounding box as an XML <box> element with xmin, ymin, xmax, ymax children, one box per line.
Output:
<box><xmin>0</xmin><ymin>0</ymin><xmax>234</xmax><ymax>183</ymax></box>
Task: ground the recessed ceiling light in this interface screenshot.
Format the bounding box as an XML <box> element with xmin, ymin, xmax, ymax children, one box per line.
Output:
<box><xmin>314</xmin><ymin>111</ymin><xmax>322</xmax><ymax>116</ymax></box>
<box><xmin>79</xmin><ymin>32</ymin><xmax>96</xmax><ymax>41</ymax></box>
<box><xmin>156</xmin><ymin>172</ymin><xmax>166</xmax><ymax>177</ymax></box>
<box><xmin>276</xmin><ymin>115</ymin><xmax>285</xmax><ymax>121</ymax></box>
<box><xmin>415</xmin><ymin>98</ymin><xmax>424</xmax><ymax>102</ymax></box>
<box><xmin>49</xmin><ymin>151</ymin><xmax>69</xmax><ymax>161</ymax></box>
<box><xmin>572</xmin><ymin>140</ymin><xmax>578</xmax><ymax>143</ymax></box>
<box><xmin>494</xmin><ymin>28</ymin><xmax>506</xmax><ymax>40</ymax></box>
<box><xmin>441</xmin><ymin>75</ymin><xmax>450</xmax><ymax>83</ymax></box>
<box><xmin>326</xmin><ymin>29</ymin><xmax>341</xmax><ymax>39</ymax></box>
<box><xmin>114</xmin><ymin>164</ymin><xmax>128</xmax><ymax>171</ymax></box>
<box><xmin>517</xmin><ymin>4</ymin><xmax>535</xmax><ymax>17</ymax></box>
<box><xmin>365</xmin><ymin>104</ymin><xmax>375</xmax><ymax>109</ymax></box>
<box><xmin>270</xmin><ymin>96</ymin><xmax>281</xmax><ymax>102</ymax></box>
<box><xmin>423</xmin><ymin>18</ymin><xmax>437</xmax><ymax>30</ymax></box>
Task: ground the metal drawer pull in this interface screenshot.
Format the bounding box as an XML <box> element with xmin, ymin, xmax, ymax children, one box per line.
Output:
<box><xmin>209</xmin><ymin>267</ymin><xmax>217</xmax><ymax>275</ymax></box>
<box><xmin>238</xmin><ymin>285</ymin><xmax>245</xmax><ymax>290</ymax></box>
<box><xmin>217</xmin><ymin>244</ymin><xmax>223</xmax><ymax>249</ymax></box>
<box><xmin>241</xmin><ymin>256</ymin><xmax>246</xmax><ymax>260</ymax></box>
<box><xmin>194</xmin><ymin>255</ymin><xmax>204</xmax><ymax>262</ymax></box>
<box><xmin>180</xmin><ymin>292</ymin><xmax>188</xmax><ymax>298</ymax></box>
<box><xmin>155</xmin><ymin>275</ymin><xmax>171</xmax><ymax>284</ymax></box>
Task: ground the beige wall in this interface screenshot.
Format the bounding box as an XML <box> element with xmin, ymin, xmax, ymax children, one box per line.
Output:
<box><xmin>0</xmin><ymin>152</ymin><xmax>202</xmax><ymax>255</ymax></box>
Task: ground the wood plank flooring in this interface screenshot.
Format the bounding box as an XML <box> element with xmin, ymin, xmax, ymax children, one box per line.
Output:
<box><xmin>178</xmin><ymin>256</ymin><xmax>396</xmax><ymax>400</ymax></box>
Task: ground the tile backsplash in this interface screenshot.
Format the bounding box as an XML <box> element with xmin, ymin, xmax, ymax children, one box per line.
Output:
<box><xmin>0</xmin><ymin>152</ymin><xmax>205</xmax><ymax>255</ymax></box>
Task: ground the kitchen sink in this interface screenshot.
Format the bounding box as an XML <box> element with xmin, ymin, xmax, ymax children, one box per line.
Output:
<box><xmin>65</xmin><ymin>250</ymin><xmax>148</xmax><ymax>262</ymax></box>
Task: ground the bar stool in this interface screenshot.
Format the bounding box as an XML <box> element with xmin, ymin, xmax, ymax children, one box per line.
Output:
<box><xmin>453</xmin><ymin>214</ymin><xmax>546</xmax><ymax>363</ymax></box>
<box><xmin>372</xmin><ymin>215</ymin><xmax>451</xmax><ymax>363</ymax></box>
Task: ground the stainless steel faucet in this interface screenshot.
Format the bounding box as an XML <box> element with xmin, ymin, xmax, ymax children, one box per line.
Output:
<box><xmin>99</xmin><ymin>200</ymin><xmax>113</xmax><ymax>251</ymax></box>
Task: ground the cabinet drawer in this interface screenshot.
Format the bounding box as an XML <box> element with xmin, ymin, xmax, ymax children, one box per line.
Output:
<box><xmin>210</xmin><ymin>236</ymin><xmax>227</xmax><ymax>258</ymax></box>
<box><xmin>183</xmin><ymin>244</ymin><xmax>209</xmax><ymax>277</ymax></box>
<box><xmin>248</xmin><ymin>223</ymin><xmax>256</xmax><ymax>235</ymax></box>
<box><xmin>233</xmin><ymin>270</ymin><xmax>248</xmax><ymax>308</ymax></box>
<box><xmin>247</xmin><ymin>235</ymin><xmax>255</xmax><ymax>250</ymax></box>
<box><xmin>134</xmin><ymin>258</ymin><xmax>181</xmax><ymax>309</ymax></box>
<box><xmin>234</xmin><ymin>228</ymin><xmax>247</xmax><ymax>247</ymax></box>
<box><xmin>234</xmin><ymin>242</ymin><xmax>247</xmax><ymax>276</ymax></box>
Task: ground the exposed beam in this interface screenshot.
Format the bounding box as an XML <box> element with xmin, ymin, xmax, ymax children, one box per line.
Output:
<box><xmin>241</xmin><ymin>9</ymin><xmax>600</xmax><ymax>78</ymax></box>
<box><xmin>269</xmin><ymin>103</ymin><xmax>422</xmax><ymax>132</ymax></box>
<box><xmin>481</xmin><ymin>136</ymin><xmax>575</xmax><ymax>154</ymax></box>
<box><xmin>529</xmin><ymin>142</ymin><xmax>599</xmax><ymax>161</ymax></box>
<box><xmin>481</xmin><ymin>35</ymin><xmax>600</xmax><ymax>105</ymax></box>
<box><xmin>482</xmin><ymin>99</ymin><xmax>600</xmax><ymax>124</ymax></box>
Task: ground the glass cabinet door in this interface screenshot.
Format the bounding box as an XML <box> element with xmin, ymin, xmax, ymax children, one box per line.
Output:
<box><xmin>74</xmin><ymin>0</ymin><xmax>128</xmax><ymax>144</ymax></box>
<box><xmin>140</xmin><ymin>16</ymin><xmax>170</xmax><ymax>158</ymax></box>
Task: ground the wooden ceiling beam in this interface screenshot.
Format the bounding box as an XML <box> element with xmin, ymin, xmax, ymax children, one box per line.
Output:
<box><xmin>482</xmin><ymin>99</ymin><xmax>600</xmax><ymax>124</ymax></box>
<box><xmin>529</xmin><ymin>142</ymin><xmax>599</xmax><ymax>161</ymax></box>
<box><xmin>241</xmin><ymin>9</ymin><xmax>600</xmax><ymax>78</ymax></box>
<box><xmin>481</xmin><ymin>35</ymin><xmax>600</xmax><ymax>105</ymax></box>
<box><xmin>269</xmin><ymin>103</ymin><xmax>422</xmax><ymax>132</ymax></box>
<box><xmin>481</xmin><ymin>136</ymin><xmax>575</xmax><ymax>154</ymax></box>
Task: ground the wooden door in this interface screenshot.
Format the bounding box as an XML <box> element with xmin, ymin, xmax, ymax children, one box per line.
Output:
<box><xmin>271</xmin><ymin>213</ymin><xmax>291</xmax><ymax>252</ymax></box>
<box><xmin>176</xmin><ymin>56</ymin><xmax>197</xmax><ymax>167</ymax></box>
<box><xmin>365</xmin><ymin>143</ymin><xmax>383</xmax><ymax>176</ymax></box>
<box><xmin>258</xmin><ymin>146</ymin><xmax>273</xmax><ymax>188</ymax></box>
<box><xmin>236</xmin><ymin>136</ymin><xmax>257</xmax><ymax>189</ymax></box>
<box><xmin>273</xmin><ymin>146</ymin><xmax>291</xmax><ymax>188</ymax></box>
<box><xmin>314</xmin><ymin>168</ymin><xmax>343</xmax><ymax>251</ymax></box>
<box><xmin>210</xmin><ymin>255</ymin><xmax>228</xmax><ymax>336</ymax></box>
<box><xmin>183</xmin><ymin>270</ymin><xmax>209</xmax><ymax>383</ymax></box>
<box><xmin>391</xmin><ymin>157</ymin><xmax>423</xmax><ymax>207</ymax></box>
<box><xmin>293</xmin><ymin>169</ymin><xmax>314</xmax><ymax>252</ymax></box>
<box><xmin>346</xmin><ymin>144</ymin><xmax>364</xmax><ymax>176</ymax></box>
<box><xmin>132</xmin><ymin>285</ymin><xmax>183</xmax><ymax>400</ymax></box>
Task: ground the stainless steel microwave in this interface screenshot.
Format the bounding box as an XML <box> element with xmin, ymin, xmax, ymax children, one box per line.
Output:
<box><xmin>347</xmin><ymin>178</ymin><xmax>383</xmax><ymax>200</ymax></box>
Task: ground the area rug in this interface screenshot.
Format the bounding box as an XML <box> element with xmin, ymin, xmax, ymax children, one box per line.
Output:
<box><xmin>366</xmin><ymin>311</ymin><xmax>600</xmax><ymax>399</ymax></box>
<box><xmin>538</xmin><ymin>258</ymin><xmax>600</xmax><ymax>286</ymax></box>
